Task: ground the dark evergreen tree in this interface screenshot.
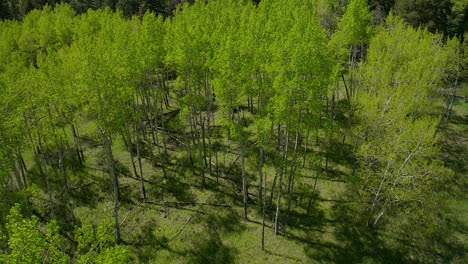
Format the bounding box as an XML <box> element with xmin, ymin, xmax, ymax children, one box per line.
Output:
<box><xmin>394</xmin><ymin>0</ymin><xmax>453</xmax><ymax>35</ymax></box>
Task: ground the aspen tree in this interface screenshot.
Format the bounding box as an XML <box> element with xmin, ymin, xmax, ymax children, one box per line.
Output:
<box><xmin>354</xmin><ymin>15</ymin><xmax>458</xmax><ymax>228</ymax></box>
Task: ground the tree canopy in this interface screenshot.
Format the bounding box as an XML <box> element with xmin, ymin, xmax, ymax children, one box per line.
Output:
<box><xmin>0</xmin><ymin>1</ymin><xmax>465</xmax><ymax>263</ymax></box>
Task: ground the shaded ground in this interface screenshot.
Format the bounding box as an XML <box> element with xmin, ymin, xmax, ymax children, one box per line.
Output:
<box><xmin>21</xmin><ymin>94</ymin><xmax>467</xmax><ymax>263</ymax></box>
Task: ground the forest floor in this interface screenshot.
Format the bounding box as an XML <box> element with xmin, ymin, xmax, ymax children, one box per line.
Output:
<box><xmin>23</xmin><ymin>89</ymin><xmax>467</xmax><ymax>263</ymax></box>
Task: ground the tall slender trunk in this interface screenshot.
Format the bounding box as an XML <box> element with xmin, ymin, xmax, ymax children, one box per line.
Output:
<box><xmin>11</xmin><ymin>157</ymin><xmax>23</xmax><ymax>190</ymax></box>
<box><xmin>235</xmin><ymin>109</ymin><xmax>248</xmax><ymax>220</ymax></box>
<box><xmin>59</xmin><ymin>148</ymin><xmax>76</xmax><ymax>225</ymax></box>
<box><xmin>302</xmin><ymin>127</ymin><xmax>310</xmax><ymax>168</ymax></box>
<box><xmin>366</xmin><ymin>167</ymin><xmax>390</xmax><ymax>227</ymax></box>
<box><xmin>200</xmin><ymin>117</ymin><xmax>207</xmax><ymax>187</ymax></box>
<box><xmin>184</xmin><ymin>129</ymin><xmax>196</xmax><ymax>176</ymax></box>
<box><xmin>159</xmin><ymin>101</ymin><xmax>168</xmax><ymax>157</ymax></box>
<box><xmin>148</xmin><ymin>120</ymin><xmax>158</xmax><ymax>167</ymax></box>
<box><xmin>260</xmin><ymin>146</ymin><xmax>266</xmax><ymax>251</ymax></box>
<box><xmin>207</xmin><ymin>115</ymin><xmax>213</xmax><ymax>177</ymax></box>
<box><xmin>258</xmin><ymin>147</ymin><xmax>264</xmax><ymax>203</ymax></box>
<box><xmin>341</xmin><ymin>73</ymin><xmax>350</xmax><ymax>103</ymax></box>
<box><xmin>71</xmin><ymin>124</ymin><xmax>83</xmax><ymax>165</ymax></box>
<box><xmin>445</xmin><ymin>71</ymin><xmax>459</xmax><ymax>121</ymax></box>
<box><xmin>286</xmin><ymin>130</ymin><xmax>300</xmax><ymax>225</ymax></box>
<box><xmin>163</xmin><ymin>71</ymin><xmax>170</xmax><ymax>108</ymax></box>
<box><xmin>104</xmin><ymin>136</ymin><xmax>120</xmax><ymax>244</ymax></box>
<box><xmin>38</xmin><ymin>139</ymin><xmax>54</xmax><ymax>219</ymax></box>
<box><xmin>276</xmin><ymin>124</ymin><xmax>281</xmax><ymax>155</ymax></box>
<box><xmin>240</xmin><ymin>135</ymin><xmax>248</xmax><ymax>220</ymax></box>
<box><xmin>152</xmin><ymin>113</ymin><xmax>168</xmax><ymax>179</ymax></box>
<box><xmin>215</xmin><ymin>150</ymin><xmax>219</xmax><ymax>183</ymax></box>
<box><xmin>325</xmin><ymin>98</ymin><xmax>332</xmax><ymax>172</ymax></box>
<box><xmin>124</xmin><ymin>124</ymin><xmax>140</xmax><ymax>187</ymax></box>
<box><xmin>307</xmin><ymin>162</ymin><xmax>321</xmax><ymax>215</ymax></box>
<box><xmin>18</xmin><ymin>151</ymin><xmax>27</xmax><ymax>188</ymax></box>
<box><xmin>275</xmin><ymin>126</ymin><xmax>289</xmax><ymax>235</ymax></box>
<box><xmin>135</xmin><ymin>122</ymin><xmax>146</xmax><ymax>200</ymax></box>
<box><xmin>268</xmin><ymin>172</ymin><xmax>278</xmax><ymax>209</ymax></box>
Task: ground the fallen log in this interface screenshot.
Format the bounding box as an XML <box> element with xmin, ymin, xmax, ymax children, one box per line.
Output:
<box><xmin>155</xmin><ymin>215</ymin><xmax>194</xmax><ymax>253</ymax></box>
<box><xmin>144</xmin><ymin>200</ymin><xmax>231</xmax><ymax>208</ymax></box>
<box><xmin>163</xmin><ymin>109</ymin><xmax>181</xmax><ymax>116</ymax></box>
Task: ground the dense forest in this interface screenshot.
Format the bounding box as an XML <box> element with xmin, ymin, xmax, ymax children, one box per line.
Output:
<box><xmin>0</xmin><ymin>0</ymin><xmax>467</xmax><ymax>263</ymax></box>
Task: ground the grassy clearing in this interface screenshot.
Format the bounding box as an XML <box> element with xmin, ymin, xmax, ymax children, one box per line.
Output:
<box><xmin>21</xmin><ymin>85</ymin><xmax>466</xmax><ymax>263</ymax></box>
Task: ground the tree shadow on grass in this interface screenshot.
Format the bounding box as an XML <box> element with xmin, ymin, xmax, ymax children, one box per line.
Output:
<box><xmin>285</xmin><ymin>194</ymin><xmax>327</xmax><ymax>233</ymax></box>
<box><xmin>196</xmin><ymin>207</ymin><xmax>246</xmax><ymax>234</ymax></box>
<box><xmin>126</xmin><ymin>217</ymin><xmax>167</xmax><ymax>263</ymax></box>
<box><xmin>164</xmin><ymin>175</ymin><xmax>195</xmax><ymax>201</ymax></box>
<box><xmin>186</xmin><ymin>231</ymin><xmax>238</xmax><ymax>264</ymax></box>
<box><xmin>302</xmin><ymin>191</ymin><xmax>408</xmax><ymax>264</ymax></box>
<box><xmin>277</xmin><ymin>184</ymin><xmax>409</xmax><ymax>264</ymax></box>
<box><xmin>203</xmin><ymin>178</ymin><xmax>244</xmax><ymax>207</ymax></box>
<box><xmin>160</xmin><ymin>208</ymin><xmax>242</xmax><ymax>264</ymax></box>
<box><xmin>326</xmin><ymin>141</ymin><xmax>356</xmax><ymax>167</ymax></box>
<box><xmin>184</xmin><ymin>208</ymin><xmax>242</xmax><ymax>263</ymax></box>
<box><xmin>438</xmin><ymin>109</ymin><xmax>468</xmax><ymax>198</ymax></box>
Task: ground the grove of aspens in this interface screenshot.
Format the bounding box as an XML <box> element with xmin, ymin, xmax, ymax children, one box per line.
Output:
<box><xmin>0</xmin><ymin>0</ymin><xmax>466</xmax><ymax>263</ymax></box>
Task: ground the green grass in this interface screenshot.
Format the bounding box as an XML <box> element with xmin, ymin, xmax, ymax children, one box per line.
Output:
<box><xmin>19</xmin><ymin>87</ymin><xmax>467</xmax><ymax>263</ymax></box>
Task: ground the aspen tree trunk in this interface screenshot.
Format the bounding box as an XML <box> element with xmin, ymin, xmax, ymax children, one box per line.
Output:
<box><xmin>349</xmin><ymin>45</ymin><xmax>355</xmax><ymax>97</ymax></box>
<box><xmin>148</xmin><ymin>118</ymin><xmax>158</xmax><ymax>166</ymax></box>
<box><xmin>200</xmin><ymin>117</ymin><xmax>207</xmax><ymax>187</ymax></box>
<box><xmin>74</xmin><ymin>124</ymin><xmax>85</xmax><ymax>163</ymax></box>
<box><xmin>341</xmin><ymin>73</ymin><xmax>353</xmax><ymax>144</ymax></box>
<box><xmin>204</xmin><ymin>71</ymin><xmax>213</xmax><ymax>178</ymax></box>
<box><xmin>325</xmin><ymin>99</ymin><xmax>332</xmax><ymax>172</ymax></box>
<box><xmin>207</xmin><ymin>115</ymin><xmax>213</xmax><ymax>177</ymax></box>
<box><xmin>132</xmin><ymin>93</ymin><xmax>146</xmax><ymax>200</ymax></box>
<box><xmin>276</xmin><ymin>124</ymin><xmax>281</xmax><ymax>155</ymax></box>
<box><xmin>307</xmin><ymin>163</ymin><xmax>321</xmax><ymax>215</ymax></box>
<box><xmin>188</xmin><ymin>102</ymin><xmax>196</xmax><ymax>145</ymax></box>
<box><xmin>18</xmin><ymin>151</ymin><xmax>27</xmax><ymax>188</ymax></box>
<box><xmin>258</xmin><ymin>146</ymin><xmax>264</xmax><ymax>203</ymax></box>
<box><xmin>156</xmin><ymin>129</ymin><xmax>168</xmax><ymax>179</ymax></box>
<box><xmin>275</xmin><ymin>126</ymin><xmax>289</xmax><ymax>235</ymax></box>
<box><xmin>274</xmin><ymin>166</ymin><xmax>284</xmax><ymax>235</ymax></box>
<box><xmin>152</xmin><ymin>111</ymin><xmax>168</xmax><ymax>179</ymax></box>
<box><xmin>302</xmin><ymin>127</ymin><xmax>310</xmax><ymax>168</ymax></box>
<box><xmin>120</xmin><ymin>131</ymin><xmax>130</xmax><ymax>150</ymax></box>
<box><xmin>366</xmin><ymin>168</ymin><xmax>390</xmax><ymax>227</ymax></box>
<box><xmin>260</xmin><ymin>147</ymin><xmax>266</xmax><ymax>251</ymax></box>
<box><xmin>373</xmin><ymin>174</ymin><xmax>401</xmax><ymax>229</ymax></box>
<box><xmin>104</xmin><ymin>136</ymin><xmax>121</xmax><ymax>244</ymax></box>
<box><xmin>237</xmin><ymin>109</ymin><xmax>248</xmax><ymax>220</ymax></box>
<box><xmin>286</xmin><ymin>130</ymin><xmax>300</xmax><ymax>225</ymax></box>
<box><xmin>269</xmin><ymin>122</ymin><xmax>281</xmax><ymax>208</ymax></box>
<box><xmin>145</xmin><ymin>88</ymin><xmax>152</xmax><ymax>120</ymax></box>
<box><xmin>71</xmin><ymin>124</ymin><xmax>83</xmax><ymax>165</ymax></box>
<box><xmin>11</xmin><ymin>158</ymin><xmax>23</xmax><ymax>190</ymax></box>
<box><xmin>135</xmin><ymin>122</ymin><xmax>146</xmax><ymax>200</ymax></box>
<box><xmin>241</xmin><ymin>141</ymin><xmax>248</xmax><ymax>220</ymax></box>
<box><xmin>180</xmin><ymin>82</ymin><xmax>196</xmax><ymax>174</ymax></box>
<box><xmin>215</xmin><ymin>149</ymin><xmax>219</xmax><ymax>184</ymax></box>
<box><xmin>341</xmin><ymin>73</ymin><xmax>351</xmax><ymax>103</ymax></box>
<box><xmin>184</xmin><ymin>129</ymin><xmax>196</xmax><ymax>176</ymax></box>
<box><xmin>124</xmin><ymin>123</ymin><xmax>140</xmax><ymax>186</ymax></box>
<box><xmin>162</xmin><ymin>71</ymin><xmax>170</xmax><ymax>108</ymax></box>
<box><xmin>269</xmin><ymin>172</ymin><xmax>278</xmax><ymax>209</ymax></box>
<box><xmin>60</xmin><ymin>126</ymin><xmax>75</xmax><ymax>169</ymax></box>
<box><xmin>444</xmin><ymin>71</ymin><xmax>459</xmax><ymax>122</ymax></box>
<box><xmin>159</xmin><ymin>101</ymin><xmax>168</xmax><ymax>157</ymax></box>
<box><xmin>59</xmin><ymin>149</ymin><xmax>76</xmax><ymax>225</ymax></box>
<box><xmin>38</xmin><ymin>140</ymin><xmax>54</xmax><ymax>219</ymax></box>
<box><xmin>372</xmin><ymin>197</ymin><xmax>390</xmax><ymax>229</ymax></box>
